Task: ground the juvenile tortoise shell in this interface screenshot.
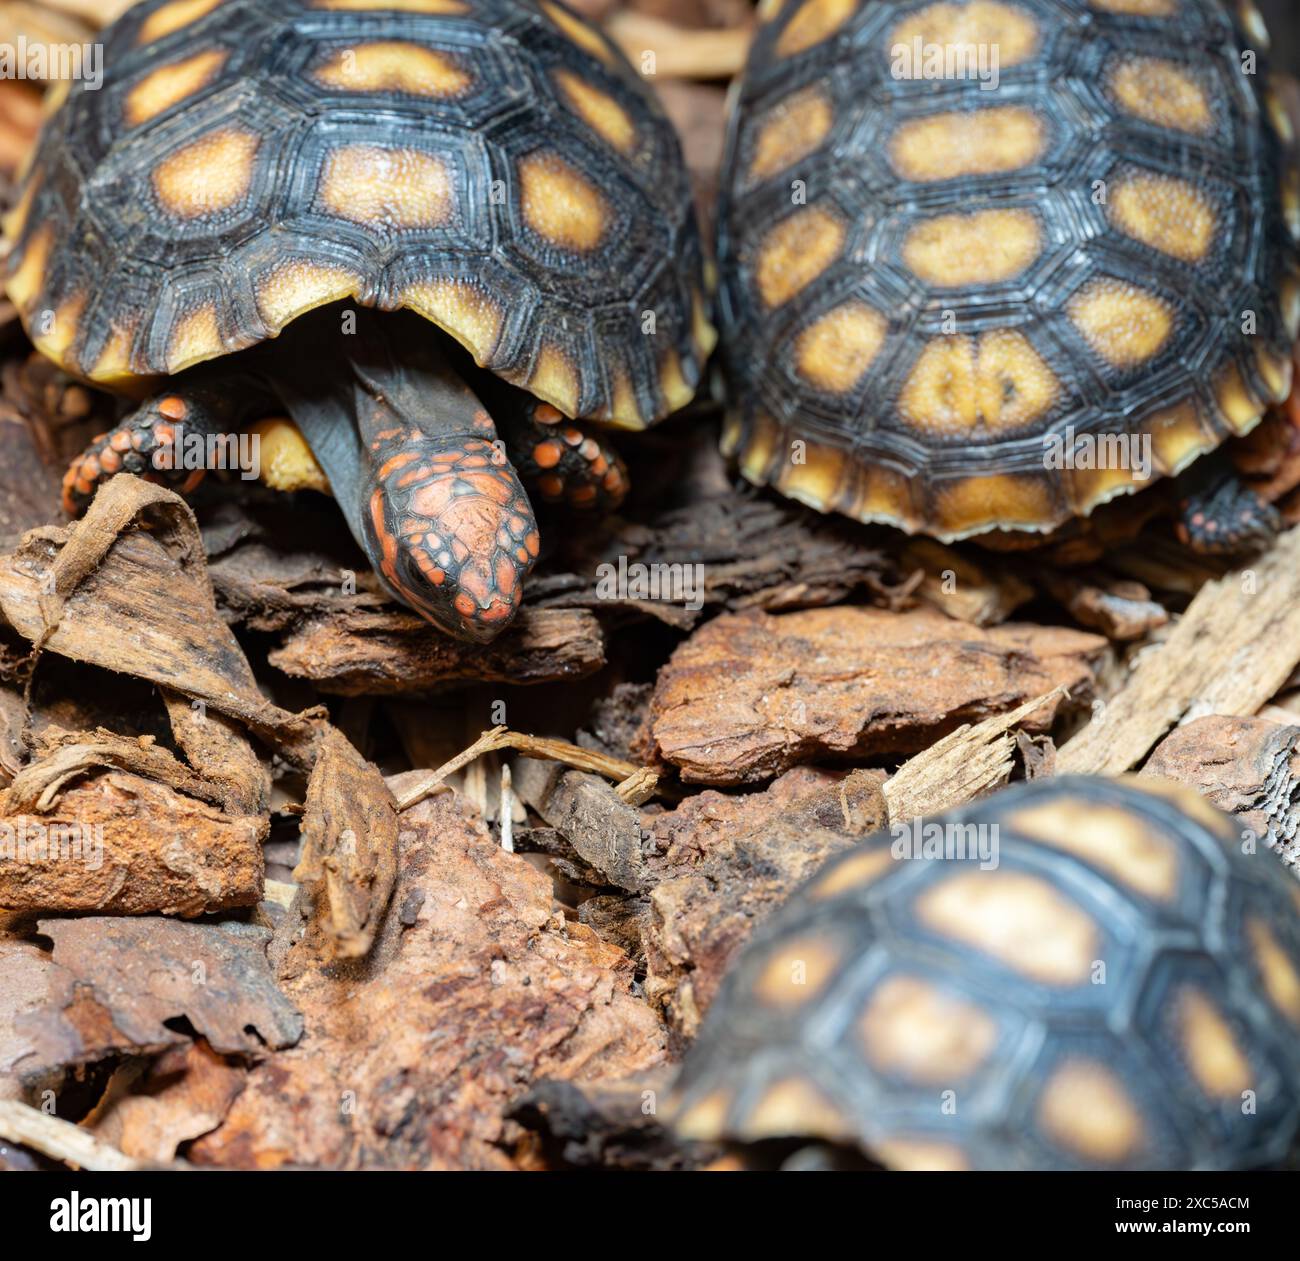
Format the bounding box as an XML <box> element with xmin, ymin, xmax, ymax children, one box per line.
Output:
<box><xmin>718</xmin><ymin>0</ymin><xmax>1299</xmax><ymax>540</ymax></box>
<box><xmin>670</xmin><ymin>775</ymin><xmax>1300</xmax><ymax>1171</ymax></box>
<box><xmin>5</xmin><ymin>0</ymin><xmax>714</xmax><ymax>429</ymax></box>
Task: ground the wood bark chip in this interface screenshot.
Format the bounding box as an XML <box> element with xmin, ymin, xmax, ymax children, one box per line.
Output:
<box><xmin>269</xmin><ymin>605</ymin><xmax>605</xmax><ymax>695</ymax></box>
<box><xmin>84</xmin><ymin>1040</ymin><xmax>246</xmax><ymax>1165</ymax></box>
<box><xmin>0</xmin><ymin>476</ymin><xmax>320</xmax><ymax>762</ymax></box>
<box><xmin>1</xmin><ymin>918</ymin><xmax>301</xmax><ymax>1091</ymax></box>
<box><xmin>900</xmin><ymin>539</ymin><xmax>1032</xmax><ymax>627</ymax></box>
<box><xmin>190</xmin><ymin>790</ymin><xmax>665</xmax><ymax>1170</ymax></box>
<box><xmin>1059</xmin><ymin>524</ymin><xmax>1300</xmax><ymax>775</ymax></box>
<box><xmin>1145</xmin><ymin>715</ymin><xmax>1300</xmax><ymax>879</ymax></box>
<box><xmin>511</xmin><ymin>757</ymin><xmax>648</xmax><ymax>892</ymax></box>
<box><xmin>535</xmin><ymin>494</ymin><xmax>903</xmax><ymax>626</ymax></box>
<box><xmin>0</xmin><ymin>769</ymin><xmax>264</xmax><ymax>916</ymax></box>
<box><xmin>646</xmin><ymin>606</ymin><xmax>1104</xmax><ymax>784</ymax></box>
<box><xmin>640</xmin><ymin>767</ymin><xmax>886</xmax><ymax>1041</ymax></box>
<box><xmin>0</xmin><ymin>477</ymin><xmax>399</xmax><ymax>955</ymax></box>
<box><xmin>881</xmin><ymin>688</ymin><xmax>1065</xmax><ymax>824</ymax></box>
<box><xmin>0</xmin><ymin>1098</ymin><xmax>146</xmax><ymax>1172</ymax></box>
<box><xmin>294</xmin><ymin>726</ymin><xmax>399</xmax><ymax>959</ymax></box>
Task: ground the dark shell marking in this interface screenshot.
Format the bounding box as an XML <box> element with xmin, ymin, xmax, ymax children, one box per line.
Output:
<box><xmin>719</xmin><ymin>0</ymin><xmax>1299</xmax><ymax>540</ymax></box>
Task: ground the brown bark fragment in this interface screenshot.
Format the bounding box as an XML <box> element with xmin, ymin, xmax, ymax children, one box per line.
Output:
<box><xmin>901</xmin><ymin>539</ymin><xmax>1032</xmax><ymax>626</ymax></box>
<box><xmin>190</xmin><ymin>791</ymin><xmax>665</xmax><ymax>1170</ymax></box>
<box><xmin>85</xmin><ymin>1040</ymin><xmax>246</xmax><ymax>1164</ymax></box>
<box><xmin>512</xmin><ymin>757</ymin><xmax>648</xmax><ymax>892</ymax></box>
<box><xmin>1035</xmin><ymin>568</ymin><xmax>1169</xmax><ymax>641</ymax></box>
<box><xmin>1059</xmin><ymin>525</ymin><xmax>1300</xmax><ymax>775</ymax></box>
<box><xmin>1144</xmin><ymin>716</ymin><xmax>1300</xmax><ymax>879</ymax></box>
<box><xmin>294</xmin><ymin>727</ymin><xmax>398</xmax><ymax>960</ymax></box>
<box><xmin>641</xmin><ymin>768</ymin><xmax>884</xmax><ymax>1040</ymax></box>
<box><xmin>268</xmin><ymin>606</ymin><xmax>605</xmax><ymax>695</ymax></box>
<box><xmin>882</xmin><ymin>689</ymin><xmax>1064</xmax><ymax>823</ymax></box>
<box><xmin>0</xmin><ymin>770</ymin><xmax>264</xmax><ymax>916</ymax></box>
<box><xmin>0</xmin><ymin>477</ymin><xmax>320</xmax><ymax>762</ymax></box>
<box><xmin>3</xmin><ymin>918</ymin><xmax>300</xmax><ymax>1090</ymax></box>
<box><xmin>647</xmin><ymin>606</ymin><xmax>1103</xmax><ymax>784</ymax></box>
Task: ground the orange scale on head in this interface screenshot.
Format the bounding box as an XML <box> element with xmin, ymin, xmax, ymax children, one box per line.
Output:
<box><xmin>410</xmin><ymin>479</ymin><xmax>456</xmax><ymax>518</ymax></box>
<box><xmin>81</xmin><ymin>455</ymin><xmax>101</xmax><ymax>479</ymax></box>
<box><xmin>495</xmin><ymin>554</ymin><xmax>519</xmax><ymax>593</ymax></box>
<box><xmin>474</xmin><ymin>471</ymin><xmax>519</xmax><ymax>505</ymax></box>
<box><xmin>479</xmin><ymin>600</ymin><xmax>515</xmax><ymax>623</ymax></box>
<box><xmin>603</xmin><ymin>469</ymin><xmax>623</xmax><ymax>492</ymax></box>
<box><xmin>579</xmin><ymin>438</ymin><xmax>600</xmax><ymax>460</ymax></box>
<box><xmin>130</xmin><ymin>432</ymin><xmax>147</xmax><ymax>451</ymax></box>
<box><xmin>508</xmin><ymin>515</ymin><xmax>527</xmax><ymax>532</ymax></box>
<box><xmin>516</xmin><ymin>546</ymin><xmax>530</xmax><ymax>565</ymax></box>
<box><xmin>379</xmin><ymin>450</ymin><xmax>421</xmax><ymax>480</ymax></box>
<box><xmin>396</xmin><ymin>464</ymin><xmax>434</xmax><ymax>488</ymax></box>
<box><xmin>451</xmin><ymin>538</ymin><xmax>470</xmax><ymax>563</ymax></box>
<box><xmin>524</xmin><ymin>531</ymin><xmax>540</xmax><ymax>557</ymax></box>
<box><xmin>454</xmin><ymin>592</ymin><xmax>477</xmax><ymax>618</ymax></box>
<box><xmin>369</xmin><ymin>490</ymin><xmax>399</xmax><ymax>568</ymax></box>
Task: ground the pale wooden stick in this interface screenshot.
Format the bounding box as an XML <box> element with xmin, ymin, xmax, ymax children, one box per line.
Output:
<box><xmin>397</xmin><ymin>727</ymin><xmax>648</xmax><ymax>812</ymax></box>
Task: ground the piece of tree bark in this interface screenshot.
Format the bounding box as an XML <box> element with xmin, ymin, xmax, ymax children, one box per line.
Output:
<box><xmin>641</xmin><ymin>768</ymin><xmax>885</xmax><ymax>1041</ymax></box>
<box><xmin>294</xmin><ymin>726</ymin><xmax>398</xmax><ymax>960</ymax></box>
<box><xmin>882</xmin><ymin>689</ymin><xmax>1064</xmax><ymax>823</ymax></box>
<box><xmin>2</xmin><ymin>919</ymin><xmax>300</xmax><ymax>1092</ymax></box>
<box><xmin>1035</xmin><ymin>568</ymin><xmax>1169</xmax><ymax>640</ymax></box>
<box><xmin>1144</xmin><ymin>716</ymin><xmax>1300</xmax><ymax>879</ymax></box>
<box><xmin>190</xmin><ymin>790</ymin><xmax>666</xmax><ymax>1170</ymax></box>
<box><xmin>646</xmin><ymin>606</ymin><xmax>1104</xmax><ymax>784</ymax></box>
<box><xmin>901</xmin><ymin>539</ymin><xmax>1032</xmax><ymax>626</ymax></box>
<box><xmin>84</xmin><ymin>1040</ymin><xmax>245</xmax><ymax>1165</ymax></box>
<box><xmin>269</xmin><ymin>606</ymin><xmax>606</xmax><ymax>695</ymax></box>
<box><xmin>535</xmin><ymin>494</ymin><xmax>903</xmax><ymax>625</ymax></box>
<box><xmin>0</xmin><ymin>1098</ymin><xmax>145</xmax><ymax>1172</ymax></box>
<box><xmin>511</xmin><ymin>757</ymin><xmax>648</xmax><ymax>892</ymax></box>
<box><xmin>1059</xmin><ymin>525</ymin><xmax>1300</xmax><ymax>775</ymax></box>
<box><xmin>0</xmin><ymin>770</ymin><xmax>264</xmax><ymax>916</ymax></box>
<box><xmin>0</xmin><ymin>477</ymin><xmax>320</xmax><ymax>763</ymax></box>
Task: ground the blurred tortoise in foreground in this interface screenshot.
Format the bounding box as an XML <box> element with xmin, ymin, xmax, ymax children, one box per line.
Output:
<box><xmin>670</xmin><ymin>776</ymin><xmax>1300</xmax><ymax>1170</ymax></box>
<box><xmin>3</xmin><ymin>0</ymin><xmax>713</xmax><ymax>642</ymax></box>
<box><xmin>719</xmin><ymin>0</ymin><xmax>1299</xmax><ymax>553</ymax></box>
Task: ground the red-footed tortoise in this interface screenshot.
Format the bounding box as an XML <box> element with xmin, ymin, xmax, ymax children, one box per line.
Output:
<box><xmin>4</xmin><ymin>0</ymin><xmax>714</xmax><ymax>642</ymax></box>
<box><xmin>718</xmin><ymin>0</ymin><xmax>1298</xmax><ymax>553</ymax></box>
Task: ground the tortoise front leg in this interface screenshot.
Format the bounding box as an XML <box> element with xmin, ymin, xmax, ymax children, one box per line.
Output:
<box><xmin>1173</xmin><ymin>450</ymin><xmax>1280</xmax><ymax>554</ymax></box>
<box><xmin>496</xmin><ymin>395</ymin><xmax>629</xmax><ymax>513</ymax></box>
<box><xmin>62</xmin><ymin>373</ymin><xmax>272</xmax><ymax>514</ymax></box>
